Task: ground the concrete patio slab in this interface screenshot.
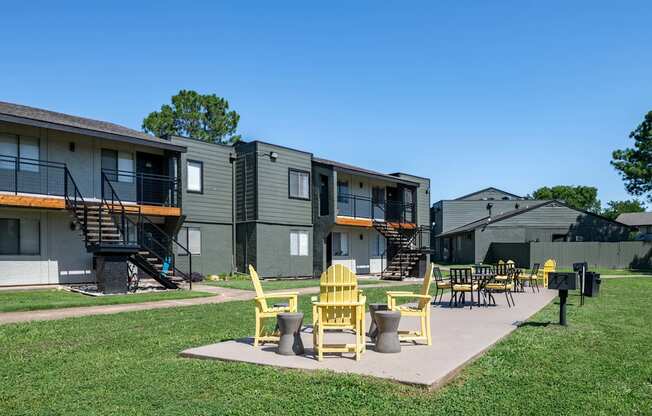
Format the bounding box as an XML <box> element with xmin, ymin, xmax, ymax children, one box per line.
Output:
<box><xmin>181</xmin><ymin>289</ymin><xmax>557</xmax><ymax>388</ymax></box>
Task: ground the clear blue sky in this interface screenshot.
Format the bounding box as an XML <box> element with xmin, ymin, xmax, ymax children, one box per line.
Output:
<box><xmin>2</xmin><ymin>1</ymin><xmax>650</xmax><ymax>205</ymax></box>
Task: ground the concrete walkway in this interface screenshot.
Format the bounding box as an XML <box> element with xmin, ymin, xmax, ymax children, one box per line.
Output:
<box><xmin>0</xmin><ymin>281</ymin><xmax>413</xmax><ymax>326</ymax></box>
<box><xmin>181</xmin><ymin>289</ymin><xmax>557</xmax><ymax>388</ymax></box>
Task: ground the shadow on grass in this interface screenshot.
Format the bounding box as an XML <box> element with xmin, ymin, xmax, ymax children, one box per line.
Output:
<box><xmin>516</xmin><ymin>321</ymin><xmax>551</xmax><ymax>328</ymax></box>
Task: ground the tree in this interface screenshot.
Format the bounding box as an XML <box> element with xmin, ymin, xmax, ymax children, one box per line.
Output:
<box><xmin>601</xmin><ymin>199</ymin><xmax>646</xmax><ymax>220</ymax></box>
<box><xmin>531</xmin><ymin>185</ymin><xmax>601</xmax><ymax>213</ymax></box>
<box><xmin>612</xmin><ymin>111</ymin><xmax>652</xmax><ymax>203</ymax></box>
<box><xmin>143</xmin><ymin>90</ymin><xmax>241</xmax><ymax>144</ymax></box>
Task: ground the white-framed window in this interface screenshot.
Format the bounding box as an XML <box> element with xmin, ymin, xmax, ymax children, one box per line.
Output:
<box><xmin>371</xmin><ymin>233</ymin><xmax>385</xmax><ymax>256</ymax></box>
<box><xmin>187</xmin><ymin>160</ymin><xmax>203</xmax><ymax>193</ymax></box>
<box><xmin>289</xmin><ymin>169</ymin><xmax>310</xmax><ymax>200</ymax></box>
<box><xmin>290</xmin><ymin>230</ymin><xmax>309</xmax><ymax>256</ymax></box>
<box><xmin>333</xmin><ymin>232</ymin><xmax>349</xmax><ymax>256</ymax></box>
<box><xmin>0</xmin><ymin>218</ymin><xmax>40</xmax><ymax>255</ymax></box>
<box><xmin>178</xmin><ymin>227</ymin><xmax>201</xmax><ymax>255</ymax></box>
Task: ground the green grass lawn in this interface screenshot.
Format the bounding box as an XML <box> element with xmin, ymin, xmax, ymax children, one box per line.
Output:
<box><xmin>203</xmin><ymin>278</ymin><xmax>383</xmax><ymax>291</ymax></box>
<box><xmin>557</xmin><ymin>268</ymin><xmax>652</xmax><ymax>276</ymax></box>
<box><xmin>1</xmin><ymin>278</ymin><xmax>651</xmax><ymax>415</ymax></box>
<box><xmin>0</xmin><ymin>289</ymin><xmax>214</xmax><ymax>313</ymax></box>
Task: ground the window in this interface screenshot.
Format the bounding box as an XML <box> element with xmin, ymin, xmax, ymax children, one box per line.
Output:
<box><xmin>290</xmin><ymin>230</ymin><xmax>309</xmax><ymax>256</ymax></box>
<box><xmin>0</xmin><ymin>218</ymin><xmax>39</xmax><ymax>255</ymax></box>
<box><xmin>117</xmin><ymin>152</ymin><xmax>134</xmax><ymax>183</ymax></box>
<box><xmin>102</xmin><ymin>149</ymin><xmax>134</xmax><ymax>183</ymax></box>
<box><xmin>187</xmin><ymin>160</ymin><xmax>203</xmax><ymax>193</ymax></box>
<box><xmin>337</xmin><ymin>180</ymin><xmax>349</xmax><ymax>203</ymax></box>
<box><xmin>371</xmin><ymin>233</ymin><xmax>385</xmax><ymax>256</ymax></box>
<box><xmin>289</xmin><ymin>169</ymin><xmax>310</xmax><ymax>200</ymax></box>
<box><xmin>178</xmin><ymin>227</ymin><xmax>201</xmax><ymax>255</ymax></box>
<box><xmin>19</xmin><ymin>137</ymin><xmax>39</xmax><ymax>172</ymax></box>
<box><xmin>0</xmin><ymin>134</ymin><xmax>40</xmax><ymax>171</ymax></box>
<box><xmin>333</xmin><ymin>232</ymin><xmax>349</xmax><ymax>256</ymax></box>
<box><xmin>0</xmin><ymin>134</ymin><xmax>17</xmax><ymax>170</ymax></box>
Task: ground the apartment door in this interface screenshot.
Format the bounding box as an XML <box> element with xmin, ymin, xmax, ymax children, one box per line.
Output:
<box><xmin>372</xmin><ymin>186</ymin><xmax>385</xmax><ymax>220</ymax></box>
<box><xmin>137</xmin><ymin>152</ymin><xmax>166</xmax><ymax>205</ymax></box>
<box><xmin>324</xmin><ymin>233</ymin><xmax>332</xmax><ymax>268</ymax></box>
<box><xmin>386</xmin><ymin>187</ymin><xmax>400</xmax><ymax>222</ymax></box>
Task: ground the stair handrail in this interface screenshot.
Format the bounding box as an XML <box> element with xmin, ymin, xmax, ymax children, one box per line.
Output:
<box><xmin>378</xmin><ymin>224</ymin><xmax>428</xmax><ymax>279</ymax></box>
<box><xmin>63</xmin><ymin>167</ymin><xmax>91</xmax><ymax>247</ymax></box>
<box><xmin>101</xmin><ymin>171</ymin><xmax>140</xmax><ymax>246</ymax></box>
<box><xmin>138</xmin><ymin>214</ymin><xmax>192</xmax><ymax>288</ymax></box>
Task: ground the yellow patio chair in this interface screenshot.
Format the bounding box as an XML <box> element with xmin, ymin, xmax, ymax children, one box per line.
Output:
<box><xmin>484</xmin><ymin>268</ymin><xmax>516</xmax><ymax>307</ymax></box>
<box><xmin>249</xmin><ymin>265</ymin><xmax>298</xmax><ymax>347</ymax></box>
<box><xmin>312</xmin><ymin>264</ymin><xmax>366</xmax><ymax>361</ymax></box>
<box><xmin>542</xmin><ymin>259</ymin><xmax>556</xmax><ymax>288</ymax></box>
<box><xmin>495</xmin><ymin>260</ymin><xmax>510</xmax><ymax>281</ymax></box>
<box><xmin>386</xmin><ymin>262</ymin><xmax>434</xmax><ymax>345</ymax></box>
<box><xmin>517</xmin><ymin>263</ymin><xmax>541</xmax><ymax>292</ymax></box>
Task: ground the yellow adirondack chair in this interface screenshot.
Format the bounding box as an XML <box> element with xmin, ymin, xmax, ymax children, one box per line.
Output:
<box><xmin>311</xmin><ymin>264</ymin><xmax>366</xmax><ymax>361</ymax></box>
<box><xmin>249</xmin><ymin>265</ymin><xmax>298</xmax><ymax>347</ymax></box>
<box><xmin>542</xmin><ymin>259</ymin><xmax>556</xmax><ymax>288</ymax></box>
<box><xmin>386</xmin><ymin>262</ymin><xmax>434</xmax><ymax>345</ymax></box>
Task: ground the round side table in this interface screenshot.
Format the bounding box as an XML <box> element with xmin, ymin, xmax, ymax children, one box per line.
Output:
<box><xmin>277</xmin><ymin>312</ymin><xmax>305</xmax><ymax>355</ymax></box>
<box><xmin>374</xmin><ymin>310</ymin><xmax>401</xmax><ymax>353</ymax></box>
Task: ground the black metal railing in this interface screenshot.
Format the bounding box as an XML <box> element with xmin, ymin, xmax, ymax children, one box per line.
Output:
<box><xmin>100</xmin><ymin>172</ymin><xmax>141</xmax><ymax>248</ymax></box>
<box><xmin>64</xmin><ymin>167</ymin><xmax>91</xmax><ymax>248</ymax></box>
<box><xmin>337</xmin><ymin>193</ymin><xmax>415</xmax><ymax>223</ymax></box>
<box><xmin>138</xmin><ymin>214</ymin><xmax>192</xmax><ymax>288</ymax></box>
<box><xmin>101</xmin><ymin>172</ymin><xmax>193</xmax><ymax>288</ymax></box>
<box><xmin>101</xmin><ymin>168</ymin><xmax>180</xmax><ymax>207</ymax></box>
<box><xmin>0</xmin><ymin>154</ymin><xmax>67</xmax><ymax>196</ymax></box>
<box><xmin>380</xmin><ymin>225</ymin><xmax>430</xmax><ymax>279</ymax></box>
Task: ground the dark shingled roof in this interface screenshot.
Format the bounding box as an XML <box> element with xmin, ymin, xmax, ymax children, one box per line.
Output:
<box><xmin>312</xmin><ymin>157</ymin><xmax>419</xmax><ymax>186</ymax></box>
<box><xmin>454</xmin><ymin>186</ymin><xmax>523</xmax><ymax>201</ymax></box>
<box><xmin>438</xmin><ymin>200</ymin><xmax>631</xmax><ymax>237</ymax></box>
<box><xmin>616</xmin><ymin>212</ymin><xmax>652</xmax><ymax>227</ymax></box>
<box><xmin>0</xmin><ymin>101</ymin><xmax>185</xmax><ymax>151</ymax></box>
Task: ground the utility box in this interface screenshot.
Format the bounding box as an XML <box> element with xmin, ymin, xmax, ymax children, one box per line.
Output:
<box><xmin>548</xmin><ymin>272</ymin><xmax>577</xmax><ymax>291</ymax></box>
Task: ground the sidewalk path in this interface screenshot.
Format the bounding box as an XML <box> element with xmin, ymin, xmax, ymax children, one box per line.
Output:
<box><xmin>0</xmin><ymin>281</ymin><xmax>413</xmax><ymax>326</ymax></box>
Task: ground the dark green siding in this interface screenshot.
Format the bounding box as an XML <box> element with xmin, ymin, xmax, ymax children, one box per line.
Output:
<box><xmin>173</xmin><ymin>136</ymin><xmax>233</xmax><ymax>224</ymax></box>
<box><xmin>175</xmin><ymin>222</ymin><xmax>232</xmax><ymax>275</ymax></box>
<box><xmin>254</xmin><ymin>142</ymin><xmax>313</xmax><ymax>225</ymax></box>
<box><xmin>171</xmin><ymin>136</ymin><xmax>234</xmax><ymax>276</ymax></box>
<box><xmin>256</xmin><ymin>223</ymin><xmax>313</xmax><ymax>277</ymax></box>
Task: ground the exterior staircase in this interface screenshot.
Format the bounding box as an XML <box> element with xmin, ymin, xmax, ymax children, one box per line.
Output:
<box><xmin>373</xmin><ymin>221</ymin><xmax>426</xmax><ymax>280</ymax></box>
<box><xmin>64</xmin><ymin>169</ymin><xmax>190</xmax><ymax>290</ymax></box>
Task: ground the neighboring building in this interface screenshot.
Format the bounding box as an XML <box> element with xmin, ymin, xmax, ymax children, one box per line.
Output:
<box><xmin>616</xmin><ymin>212</ymin><xmax>652</xmax><ymax>241</ymax></box>
<box><xmin>435</xmin><ymin>199</ymin><xmax>631</xmax><ymax>264</ymax></box>
<box><xmin>0</xmin><ymin>101</ymin><xmax>186</xmax><ymax>288</ymax></box>
<box><xmin>230</xmin><ymin>141</ymin><xmax>431</xmax><ymax>278</ymax></box>
<box><xmin>431</xmin><ymin>187</ymin><xmax>547</xmax><ymax>261</ymax></box>
<box><xmin>0</xmin><ymin>101</ymin><xmax>430</xmax><ymax>286</ymax></box>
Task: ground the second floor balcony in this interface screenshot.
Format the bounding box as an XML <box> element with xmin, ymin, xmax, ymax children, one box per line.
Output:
<box><xmin>101</xmin><ymin>168</ymin><xmax>180</xmax><ymax>207</ymax></box>
<box><xmin>337</xmin><ymin>193</ymin><xmax>415</xmax><ymax>224</ymax></box>
<box><xmin>0</xmin><ymin>155</ymin><xmax>180</xmax><ymax>208</ymax></box>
